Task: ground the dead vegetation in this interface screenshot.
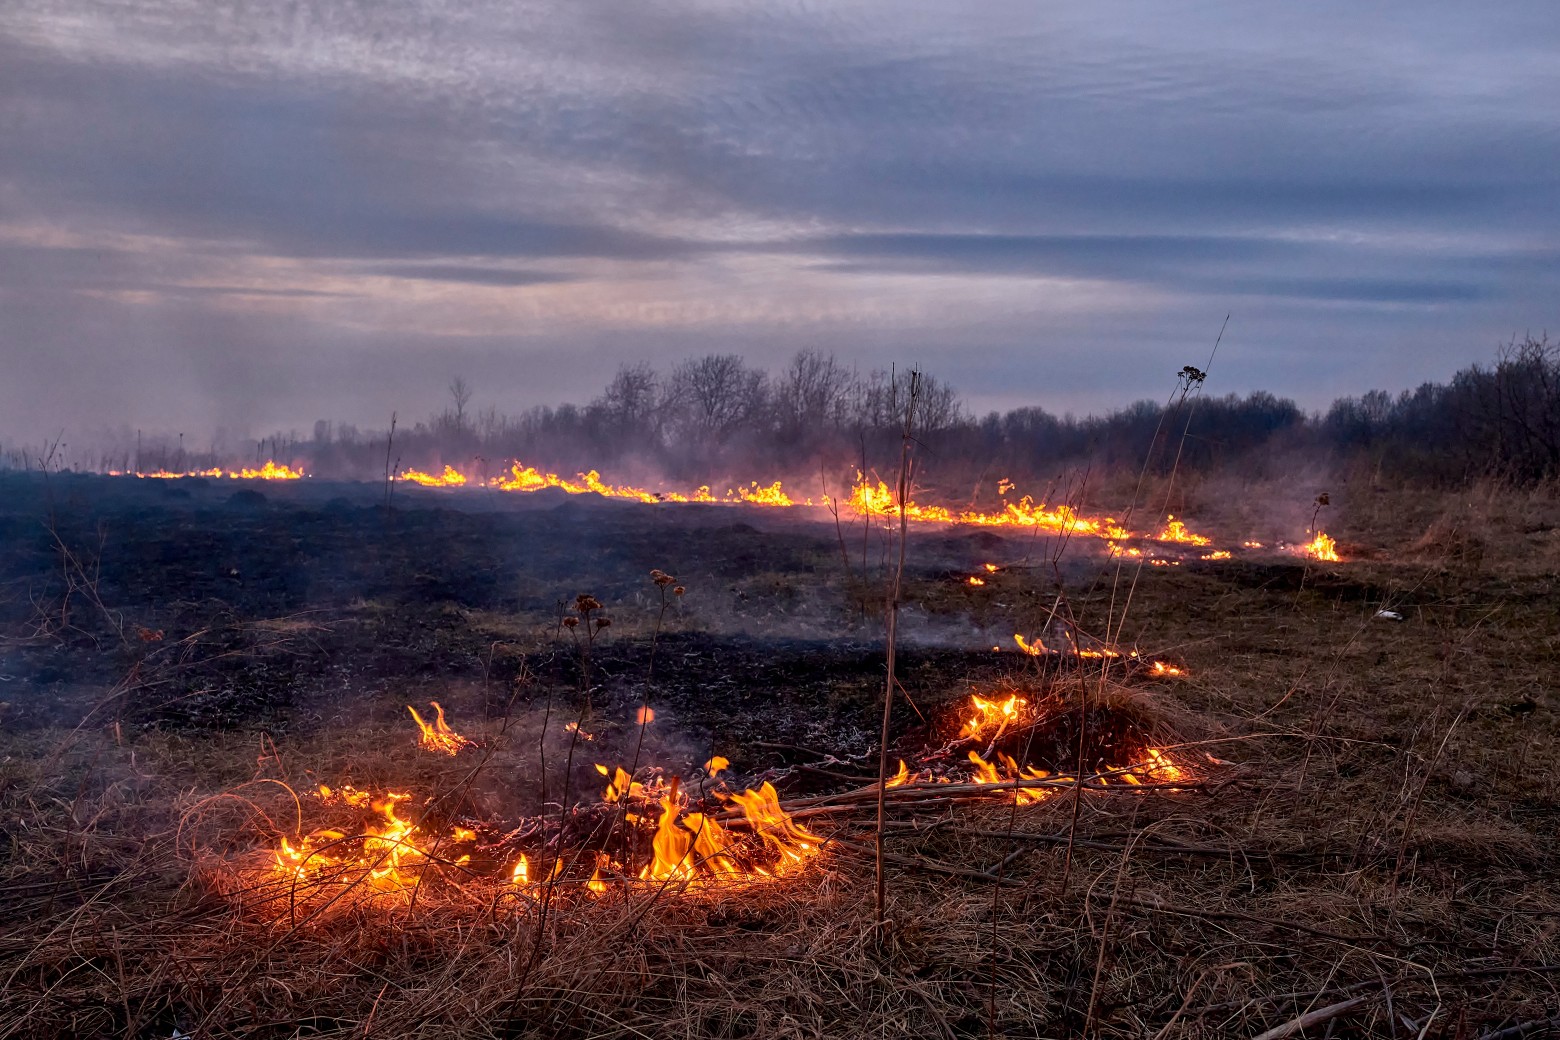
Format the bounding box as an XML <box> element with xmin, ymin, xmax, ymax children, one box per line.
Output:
<box><xmin>1</xmin><ymin>475</ymin><xmax>1557</xmax><ymax>1038</ymax></box>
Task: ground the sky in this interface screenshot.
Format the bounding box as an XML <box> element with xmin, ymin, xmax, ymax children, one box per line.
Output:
<box><xmin>1</xmin><ymin>0</ymin><xmax>1556</xmax><ymax>446</ymax></box>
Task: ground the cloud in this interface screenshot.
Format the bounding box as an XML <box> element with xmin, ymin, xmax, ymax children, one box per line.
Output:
<box><xmin>0</xmin><ymin>0</ymin><xmax>1556</xmax><ymax>442</ymax></box>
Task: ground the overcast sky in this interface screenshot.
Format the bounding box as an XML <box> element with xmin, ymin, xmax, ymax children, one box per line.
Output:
<box><xmin>1</xmin><ymin>0</ymin><xmax>1556</xmax><ymax>445</ymax></box>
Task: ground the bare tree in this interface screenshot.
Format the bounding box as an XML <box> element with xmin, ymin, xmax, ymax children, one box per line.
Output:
<box><xmin>449</xmin><ymin>376</ymin><xmax>474</xmax><ymax>431</ymax></box>
<box><xmin>663</xmin><ymin>354</ymin><xmax>768</xmax><ymax>448</ymax></box>
<box><xmin>776</xmin><ymin>350</ymin><xmax>858</xmax><ymax>440</ymax></box>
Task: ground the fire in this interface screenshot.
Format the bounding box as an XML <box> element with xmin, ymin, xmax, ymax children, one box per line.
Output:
<box><xmin>983</xmin><ymin>563</ymin><xmax>1000</xmax><ymax>573</ymax></box>
<box><xmin>1013</xmin><ymin>633</ymin><xmax>1123</xmax><ymax>661</ymax></box>
<box><xmin>967</xmin><ymin>751</ymin><xmax>1051</xmax><ymax>805</ymax></box>
<box><xmin>1149</xmin><ymin>661</ymin><xmax>1185</xmax><ymax>677</ymax></box>
<box><xmin>1201</xmin><ymin>550</ymin><xmax>1232</xmax><ymax>561</ymax></box>
<box><xmin>1156</xmin><ymin>516</ymin><xmax>1212</xmax><ymax>546</ymax></box>
<box><xmin>1136</xmin><ymin>747</ymin><xmax>1186</xmax><ymax>783</ymax></box>
<box><xmin>967</xmin><ymin>576</ymin><xmax>986</xmax><ymax>586</ymax></box>
<box><xmin>886</xmin><ymin>759</ymin><xmax>911</xmax><ymax>787</ymax></box>
<box><xmin>1300</xmin><ymin>532</ymin><xmax>1341</xmax><ymax>562</ymax></box>
<box><xmin>636</xmin><ymin>706</ymin><xmax>656</xmax><ymax>725</ymax></box>
<box><xmin>629</xmin><ymin>776</ymin><xmax>817</xmax><ymax>883</ymax></box>
<box><xmin>399</xmin><ymin>465</ymin><xmax>468</xmax><ymax>487</ymax></box>
<box><xmin>726</xmin><ymin>782</ymin><xmax>821</xmax><ymax>874</ymax></box>
<box><xmin>407</xmin><ymin>702</ymin><xmax>473</xmax><ymax>755</ymax></box>
<box><xmin>959</xmin><ymin>692</ymin><xmax>1026</xmax><ymax>740</ymax></box>
<box><xmin>272</xmin><ymin>786</ymin><xmax>467</xmax><ymax>898</ymax></box>
<box><xmin>133</xmin><ymin>460</ymin><xmax>303</xmax><ymax>480</ymax></box>
<box><xmin>510</xmin><ymin>854</ymin><xmax>530</xmax><ymax>887</ymax></box>
<box><xmin>847</xmin><ymin>478</ymin><xmax>1132</xmax><ymax>541</ymax></box>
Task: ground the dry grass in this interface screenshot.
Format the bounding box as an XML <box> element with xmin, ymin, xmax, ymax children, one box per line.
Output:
<box><xmin>2</xmin><ymin>480</ymin><xmax>1558</xmax><ymax>1038</ymax></box>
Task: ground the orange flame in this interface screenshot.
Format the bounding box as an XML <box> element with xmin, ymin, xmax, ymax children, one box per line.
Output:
<box><xmin>272</xmin><ymin>787</ymin><xmax>469</xmax><ymax>897</ymax></box>
<box><xmin>726</xmin><ymin>781</ymin><xmax>821</xmax><ymax>875</ymax></box>
<box><xmin>399</xmin><ymin>465</ymin><xmax>468</xmax><ymax>487</ymax></box>
<box><xmin>967</xmin><ymin>576</ymin><xmax>986</xmax><ymax>586</ymax></box>
<box><xmin>1156</xmin><ymin>516</ymin><xmax>1212</xmax><ymax>546</ymax></box>
<box><xmin>959</xmin><ymin>692</ymin><xmax>1026</xmax><ymax>740</ymax></box>
<box><xmin>967</xmin><ymin>751</ymin><xmax>1051</xmax><ymax>805</ymax></box>
<box><xmin>135</xmin><ymin>460</ymin><xmax>303</xmax><ymax>480</ymax></box>
<box><xmin>636</xmin><ymin>706</ymin><xmax>656</xmax><ymax>725</ymax></box>
<box><xmin>1300</xmin><ymin>532</ymin><xmax>1341</xmax><ymax>562</ymax></box>
<box><xmin>407</xmin><ymin>702</ymin><xmax>473</xmax><ymax>755</ymax></box>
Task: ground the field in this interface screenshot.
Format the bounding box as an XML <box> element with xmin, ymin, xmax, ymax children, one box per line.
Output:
<box><xmin>1</xmin><ymin>472</ymin><xmax>1557</xmax><ymax>1039</ymax></box>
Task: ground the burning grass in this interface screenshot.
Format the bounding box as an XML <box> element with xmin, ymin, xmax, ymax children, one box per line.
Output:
<box><xmin>1</xmin><ymin>476</ymin><xmax>1558</xmax><ymax>1037</ymax></box>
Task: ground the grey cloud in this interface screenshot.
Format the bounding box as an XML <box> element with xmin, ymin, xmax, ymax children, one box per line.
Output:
<box><xmin>0</xmin><ymin>0</ymin><xmax>1556</xmax><ymax>442</ymax></box>
<box><xmin>357</xmin><ymin>264</ymin><xmax>576</xmax><ymax>287</ymax></box>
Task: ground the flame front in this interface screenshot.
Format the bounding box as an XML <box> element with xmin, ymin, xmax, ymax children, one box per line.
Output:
<box><xmin>134</xmin><ymin>460</ymin><xmax>303</xmax><ymax>480</ymax></box>
<box><xmin>959</xmin><ymin>693</ymin><xmax>1026</xmax><ymax>740</ymax></box>
<box><xmin>399</xmin><ymin>465</ymin><xmax>468</xmax><ymax>487</ymax></box>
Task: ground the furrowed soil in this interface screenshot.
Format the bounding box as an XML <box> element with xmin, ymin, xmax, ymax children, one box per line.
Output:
<box><xmin>0</xmin><ymin>472</ymin><xmax>1556</xmax><ymax>1039</ymax></box>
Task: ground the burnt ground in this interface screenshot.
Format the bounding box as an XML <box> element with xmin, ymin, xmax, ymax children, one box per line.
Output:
<box><xmin>1</xmin><ymin>472</ymin><xmax>1558</xmax><ymax>1039</ymax></box>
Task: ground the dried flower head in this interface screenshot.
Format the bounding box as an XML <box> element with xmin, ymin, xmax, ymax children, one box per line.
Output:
<box><xmin>594</xmin><ymin>616</ymin><xmax>611</xmax><ymax>629</ymax></box>
<box><xmin>575</xmin><ymin>594</ymin><xmax>602</xmax><ymax>613</ymax></box>
<box><xmin>673</xmin><ymin>585</ymin><xmax>685</xmax><ymax>596</ymax></box>
<box><xmin>650</xmin><ymin>569</ymin><xmax>676</xmax><ymax>587</ymax></box>
<box><xmin>562</xmin><ymin>616</ymin><xmax>579</xmax><ymax>629</ymax></box>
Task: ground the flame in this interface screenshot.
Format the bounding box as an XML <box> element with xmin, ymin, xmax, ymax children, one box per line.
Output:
<box><xmin>271</xmin><ymin>788</ymin><xmax>463</xmax><ymax>897</ymax></box>
<box><xmin>967</xmin><ymin>751</ymin><xmax>1051</xmax><ymax>805</ymax></box>
<box><xmin>847</xmin><ymin>477</ymin><xmax>1132</xmax><ymax>541</ymax></box>
<box><xmin>967</xmin><ymin>576</ymin><xmax>986</xmax><ymax>586</ymax></box>
<box><xmin>134</xmin><ymin>460</ymin><xmax>303</xmax><ymax>480</ymax></box>
<box><xmin>597</xmin><ymin>764</ymin><xmax>642</xmax><ymax>803</ymax></box>
<box><xmin>959</xmin><ymin>692</ymin><xmax>1026</xmax><ymax>740</ymax></box>
<box><xmin>1201</xmin><ymin>550</ymin><xmax>1232</xmax><ymax>561</ymax></box>
<box><xmin>399</xmin><ymin>465</ymin><xmax>468</xmax><ymax>487</ymax></box>
<box><xmin>587</xmin><ymin>853</ymin><xmax>610</xmax><ymax>894</ymax></box>
<box><xmin>704</xmin><ymin>756</ymin><xmax>729</xmax><ymax>779</ymax></box>
<box><xmin>1300</xmin><ymin>532</ymin><xmax>1341</xmax><ymax>562</ymax></box>
<box><xmin>510</xmin><ymin>854</ymin><xmax>530</xmax><ymax>886</ymax></box>
<box><xmin>1149</xmin><ymin>661</ymin><xmax>1185</xmax><ymax>677</ymax></box>
<box><xmin>726</xmin><ymin>781</ymin><xmax>820</xmax><ymax>875</ymax></box>
<box><xmin>886</xmin><ymin>760</ymin><xmax>910</xmax><ymax>787</ymax></box>
<box><xmin>636</xmin><ymin>706</ymin><xmax>656</xmax><ymax>725</ymax></box>
<box><xmin>407</xmin><ymin>702</ymin><xmax>473</xmax><ymax>755</ymax></box>
<box><xmin>1014</xmin><ymin>633</ymin><xmax>1124</xmax><ymax>661</ymax></box>
<box><xmin>1156</xmin><ymin>516</ymin><xmax>1212</xmax><ymax>546</ymax></box>
<box><xmin>1135</xmin><ymin>747</ymin><xmax>1186</xmax><ymax>784</ymax></box>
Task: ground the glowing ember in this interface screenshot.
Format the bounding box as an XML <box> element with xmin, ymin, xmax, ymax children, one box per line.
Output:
<box><xmin>1135</xmin><ymin>748</ymin><xmax>1186</xmax><ymax>784</ymax></box>
<box><xmin>1300</xmin><ymin>532</ymin><xmax>1341</xmax><ymax>562</ymax></box>
<box><xmin>637</xmin><ymin>706</ymin><xmax>656</xmax><ymax>725</ymax></box>
<box><xmin>1201</xmin><ymin>550</ymin><xmax>1232</xmax><ymax>561</ymax></box>
<box><xmin>407</xmin><ymin>701</ymin><xmax>473</xmax><ymax>755</ymax></box>
<box><xmin>1149</xmin><ymin>661</ymin><xmax>1185</xmax><ymax>677</ymax></box>
<box><xmin>983</xmin><ymin>562</ymin><xmax>1000</xmax><ymax>573</ymax></box>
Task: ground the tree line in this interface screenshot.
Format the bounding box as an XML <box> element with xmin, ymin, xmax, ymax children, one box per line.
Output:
<box><xmin>6</xmin><ymin>336</ymin><xmax>1556</xmax><ymax>491</ymax></box>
